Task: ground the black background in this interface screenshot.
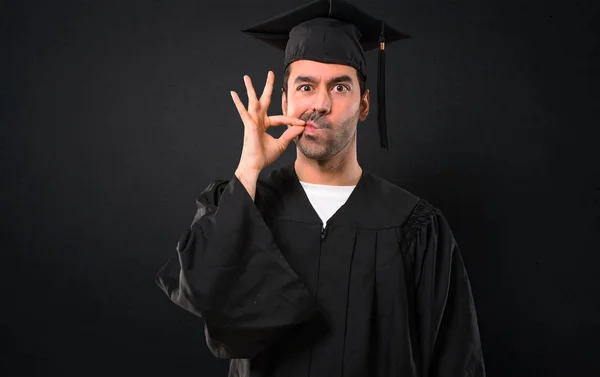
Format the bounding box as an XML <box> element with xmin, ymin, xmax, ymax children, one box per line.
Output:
<box><xmin>2</xmin><ymin>0</ymin><xmax>599</xmax><ymax>376</ymax></box>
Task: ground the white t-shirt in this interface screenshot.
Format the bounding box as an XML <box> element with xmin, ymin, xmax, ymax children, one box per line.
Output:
<box><xmin>299</xmin><ymin>181</ymin><xmax>356</xmax><ymax>228</ymax></box>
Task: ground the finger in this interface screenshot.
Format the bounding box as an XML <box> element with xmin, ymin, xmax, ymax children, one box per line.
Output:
<box><xmin>244</xmin><ymin>75</ymin><xmax>259</xmax><ymax>112</ymax></box>
<box><xmin>259</xmin><ymin>71</ymin><xmax>274</xmax><ymax>109</ymax></box>
<box><xmin>278</xmin><ymin>125</ymin><xmax>305</xmax><ymax>148</ymax></box>
<box><xmin>230</xmin><ymin>91</ymin><xmax>251</xmax><ymax>125</ymax></box>
<box><xmin>267</xmin><ymin>115</ymin><xmax>306</xmax><ymax>127</ymax></box>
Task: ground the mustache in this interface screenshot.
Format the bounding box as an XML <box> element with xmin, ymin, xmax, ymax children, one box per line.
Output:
<box><xmin>300</xmin><ymin>111</ymin><xmax>330</xmax><ymax>128</ymax></box>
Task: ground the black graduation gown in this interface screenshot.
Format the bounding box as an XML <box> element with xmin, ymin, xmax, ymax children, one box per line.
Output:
<box><xmin>155</xmin><ymin>164</ymin><xmax>486</xmax><ymax>377</ymax></box>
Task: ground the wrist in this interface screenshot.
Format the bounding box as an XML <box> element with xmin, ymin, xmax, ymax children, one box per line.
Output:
<box><xmin>235</xmin><ymin>165</ymin><xmax>260</xmax><ymax>181</ymax></box>
<box><xmin>234</xmin><ymin>165</ymin><xmax>260</xmax><ymax>201</ymax></box>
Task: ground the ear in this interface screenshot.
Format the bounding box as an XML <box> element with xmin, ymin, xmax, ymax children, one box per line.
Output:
<box><xmin>359</xmin><ymin>89</ymin><xmax>370</xmax><ymax>121</ymax></box>
<box><xmin>281</xmin><ymin>89</ymin><xmax>287</xmax><ymax>115</ymax></box>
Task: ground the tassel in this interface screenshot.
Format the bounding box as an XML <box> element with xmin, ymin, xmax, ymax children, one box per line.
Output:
<box><xmin>377</xmin><ymin>20</ymin><xmax>388</xmax><ymax>150</ymax></box>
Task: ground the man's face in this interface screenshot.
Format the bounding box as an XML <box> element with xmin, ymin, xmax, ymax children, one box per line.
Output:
<box><xmin>282</xmin><ymin>60</ymin><xmax>369</xmax><ymax>161</ymax></box>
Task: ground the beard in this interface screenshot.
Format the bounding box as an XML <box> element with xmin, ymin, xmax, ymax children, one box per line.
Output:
<box><xmin>294</xmin><ymin>110</ymin><xmax>359</xmax><ymax>161</ymax></box>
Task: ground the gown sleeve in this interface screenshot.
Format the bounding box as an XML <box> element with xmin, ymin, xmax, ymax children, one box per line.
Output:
<box><xmin>403</xmin><ymin>200</ymin><xmax>486</xmax><ymax>377</ymax></box>
<box><xmin>155</xmin><ymin>175</ymin><xmax>318</xmax><ymax>360</ymax></box>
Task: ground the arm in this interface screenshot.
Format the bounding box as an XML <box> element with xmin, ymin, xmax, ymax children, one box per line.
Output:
<box><xmin>405</xmin><ymin>200</ymin><xmax>486</xmax><ymax>377</ymax></box>
<box><xmin>157</xmin><ymin>71</ymin><xmax>307</xmax><ymax>360</ymax></box>
<box><xmin>155</xmin><ymin>174</ymin><xmax>317</xmax><ymax>359</ymax></box>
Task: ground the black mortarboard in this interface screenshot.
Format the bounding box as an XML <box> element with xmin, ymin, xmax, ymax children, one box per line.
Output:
<box><xmin>242</xmin><ymin>0</ymin><xmax>410</xmax><ymax>149</ymax></box>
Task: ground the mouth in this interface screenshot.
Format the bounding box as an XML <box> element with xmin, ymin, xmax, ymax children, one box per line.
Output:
<box><xmin>305</xmin><ymin>121</ymin><xmax>322</xmax><ymax>131</ymax></box>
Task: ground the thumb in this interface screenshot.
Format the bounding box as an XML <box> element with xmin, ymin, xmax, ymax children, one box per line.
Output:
<box><xmin>278</xmin><ymin>125</ymin><xmax>305</xmax><ymax>148</ymax></box>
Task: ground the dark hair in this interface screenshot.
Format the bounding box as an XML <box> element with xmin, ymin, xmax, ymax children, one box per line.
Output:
<box><xmin>281</xmin><ymin>64</ymin><xmax>367</xmax><ymax>97</ymax></box>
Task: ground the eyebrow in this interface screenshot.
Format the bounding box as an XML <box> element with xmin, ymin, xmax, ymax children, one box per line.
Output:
<box><xmin>293</xmin><ymin>75</ymin><xmax>354</xmax><ymax>86</ymax></box>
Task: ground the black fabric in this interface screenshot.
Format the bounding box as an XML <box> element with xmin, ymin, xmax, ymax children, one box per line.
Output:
<box><xmin>156</xmin><ymin>164</ymin><xmax>486</xmax><ymax>376</ymax></box>
<box><xmin>241</xmin><ymin>0</ymin><xmax>410</xmax><ymax>58</ymax></box>
<box><xmin>155</xmin><ymin>171</ymin><xmax>319</xmax><ymax>359</ymax></box>
<box><xmin>285</xmin><ymin>17</ymin><xmax>367</xmax><ymax>77</ymax></box>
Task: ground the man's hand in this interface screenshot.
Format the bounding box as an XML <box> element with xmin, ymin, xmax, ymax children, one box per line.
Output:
<box><xmin>231</xmin><ymin>71</ymin><xmax>306</xmax><ymax>176</ymax></box>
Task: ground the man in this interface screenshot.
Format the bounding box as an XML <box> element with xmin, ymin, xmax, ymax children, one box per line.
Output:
<box><xmin>155</xmin><ymin>0</ymin><xmax>486</xmax><ymax>376</ymax></box>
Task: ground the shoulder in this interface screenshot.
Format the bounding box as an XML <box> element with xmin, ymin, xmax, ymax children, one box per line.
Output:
<box><xmin>359</xmin><ymin>170</ymin><xmax>428</xmax><ymax>229</ymax></box>
<box><xmin>364</xmin><ymin>171</ymin><xmax>420</xmax><ymax>206</ymax></box>
<box><xmin>362</xmin><ymin>171</ymin><xmax>452</xmax><ymax>233</ymax></box>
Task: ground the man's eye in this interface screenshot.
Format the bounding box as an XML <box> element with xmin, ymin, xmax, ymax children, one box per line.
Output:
<box><xmin>333</xmin><ymin>84</ymin><xmax>349</xmax><ymax>92</ymax></box>
<box><xmin>298</xmin><ymin>85</ymin><xmax>312</xmax><ymax>92</ymax></box>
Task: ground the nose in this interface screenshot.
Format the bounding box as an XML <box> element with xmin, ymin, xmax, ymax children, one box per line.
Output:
<box><xmin>312</xmin><ymin>86</ymin><xmax>331</xmax><ymax>114</ymax></box>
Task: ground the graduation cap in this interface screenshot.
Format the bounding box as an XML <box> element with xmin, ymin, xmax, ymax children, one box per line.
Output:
<box><xmin>242</xmin><ymin>0</ymin><xmax>410</xmax><ymax>149</ymax></box>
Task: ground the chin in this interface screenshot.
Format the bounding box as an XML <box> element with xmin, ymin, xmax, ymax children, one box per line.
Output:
<box><xmin>296</xmin><ymin>139</ymin><xmax>336</xmax><ymax>161</ymax></box>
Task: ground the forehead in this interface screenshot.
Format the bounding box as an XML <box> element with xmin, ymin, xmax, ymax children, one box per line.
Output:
<box><xmin>288</xmin><ymin>60</ymin><xmax>358</xmax><ymax>81</ymax></box>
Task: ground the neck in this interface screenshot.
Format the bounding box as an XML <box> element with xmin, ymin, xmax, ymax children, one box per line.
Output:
<box><xmin>294</xmin><ymin>139</ymin><xmax>362</xmax><ymax>186</ymax></box>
